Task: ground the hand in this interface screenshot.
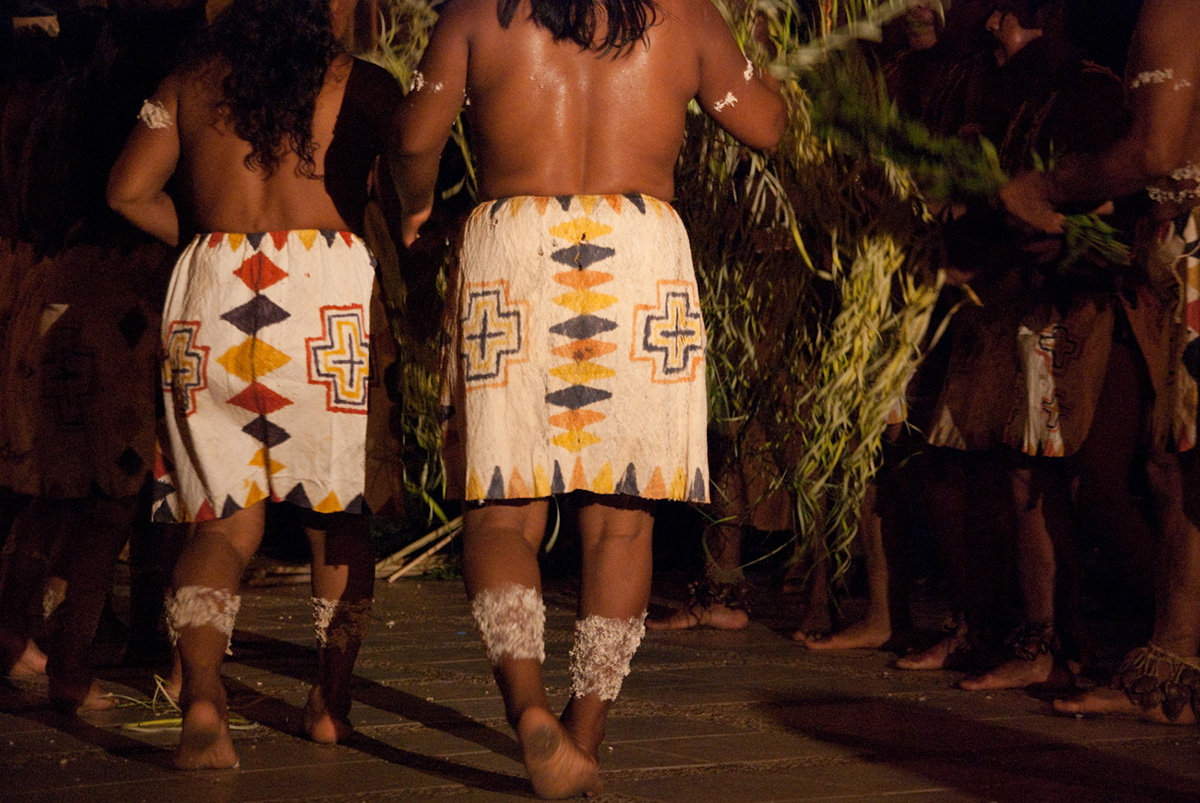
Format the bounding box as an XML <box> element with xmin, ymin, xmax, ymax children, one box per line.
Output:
<box><xmin>999</xmin><ymin>171</ymin><xmax>1065</xmax><ymax>235</ymax></box>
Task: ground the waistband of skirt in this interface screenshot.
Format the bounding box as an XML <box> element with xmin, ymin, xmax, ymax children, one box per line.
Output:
<box><xmin>471</xmin><ymin>193</ymin><xmax>676</xmax><ymax>217</ymax></box>
<box><xmin>188</xmin><ymin>230</ymin><xmax>365</xmax><ymax>251</ymax></box>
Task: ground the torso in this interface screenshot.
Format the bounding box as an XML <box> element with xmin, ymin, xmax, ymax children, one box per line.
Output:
<box><xmin>174</xmin><ymin>53</ymin><xmax>369</xmax><ymax>233</ymax></box>
<box><xmin>453</xmin><ymin>0</ymin><xmax>705</xmax><ymax>201</ymax></box>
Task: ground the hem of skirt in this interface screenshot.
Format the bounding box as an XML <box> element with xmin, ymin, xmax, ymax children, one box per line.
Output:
<box><xmin>151</xmin><ymin>487</ymin><xmax>370</xmax><ymax>523</ymax></box>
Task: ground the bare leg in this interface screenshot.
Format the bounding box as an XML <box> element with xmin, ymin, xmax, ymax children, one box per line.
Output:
<box><xmin>0</xmin><ymin>495</ymin><xmax>49</xmax><ymax>677</ymax></box>
<box><xmin>898</xmin><ymin>449</ymin><xmax>1014</xmax><ymax>671</ymax></box>
<box><xmin>791</xmin><ymin>548</ymin><xmax>832</xmax><ymax>641</ymax></box>
<box><xmin>1055</xmin><ymin>448</ymin><xmax>1200</xmax><ymax>723</ymax></box>
<box><xmin>169</xmin><ymin>503</ymin><xmax>264</xmax><ymax>770</ymax></box>
<box><xmin>961</xmin><ymin>465</ymin><xmax>1065</xmax><ymax>690</ymax></box>
<box><xmin>647</xmin><ymin>522</ymin><xmax>749</xmax><ymax>630</ymax></box>
<box><xmin>45</xmin><ymin>496</ymin><xmax>136</xmax><ymax>713</ymax></box>
<box><xmin>560</xmin><ymin>494</ymin><xmax>654</xmax><ymax>760</ymax></box>
<box><xmin>807</xmin><ymin>482</ymin><xmax>894</xmax><ymax>650</ymax></box>
<box><xmin>463</xmin><ymin>500</ymin><xmax>600</xmax><ymax>799</ymax></box>
<box><xmin>305</xmin><ymin>512</ymin><xmax>373</xmax><ymax>744</ymax></box>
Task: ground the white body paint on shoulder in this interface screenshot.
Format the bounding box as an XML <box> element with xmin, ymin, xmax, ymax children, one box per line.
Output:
<box><xmin>138</xmin><ymin>99</ymin><xmax>172</xmax><ymax>129</ymax></box>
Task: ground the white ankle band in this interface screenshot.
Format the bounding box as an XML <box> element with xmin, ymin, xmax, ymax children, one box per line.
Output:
<box><xmin>569</xmin><ymin>612</ymin><xmax>647</xmax><ymax>701</ymax></box>
<box><xmin>166</xmin><ymin>585</ymin><xmax>241</xmax><ymax>656</ymax></box>
<box><xmin>470</xmin><ymin>584</ymin><xmax>545</xmax><ymax>665</ymax></box>
<box><xmin>312</xmin><ymin>597</ymin><xmax>372</xmax><ymax>651</ymax></box>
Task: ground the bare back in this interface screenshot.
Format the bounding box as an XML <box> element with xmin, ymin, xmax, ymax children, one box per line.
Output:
<box><xmin>396</xmin><ymin>0</ymin><xmax>784</xmax><ymax>208</ymax></box>
<box><xmin>176</xmin><ymin>53</ymin><xmax>356</xmax><ymax>233</ymax></box>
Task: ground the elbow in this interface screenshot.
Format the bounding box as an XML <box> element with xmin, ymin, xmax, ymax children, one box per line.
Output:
<box><xmin>106</xmin><ymin>178</ymin><xmax>135</xmax><ymax>222</ymax></box>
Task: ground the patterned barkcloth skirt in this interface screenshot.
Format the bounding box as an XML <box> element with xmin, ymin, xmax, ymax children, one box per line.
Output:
<box><xmin>927</xmin><ymin>206</ymin><xmax>1200</xmax><ymax>457</ymax></box>
<box><xmin>441</xmin><ymin>194</ymin><xmax>709</xmax><ymax>503</ymax></box>
<box><xmin>925</xmin><ymin>287</ymin><xmax>1118</xmax><ymax>458</ymax></box>
<box><xmin>154</xmin><ymin>231</ymin><xmax>376</xmax><ymax>522</ymax></box>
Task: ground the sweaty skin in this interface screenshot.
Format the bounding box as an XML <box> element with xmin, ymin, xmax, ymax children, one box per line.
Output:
<box><xmin>391</xmin><ymin>0</ymin><xmax>786</xmax><ymax>245</ymax></box>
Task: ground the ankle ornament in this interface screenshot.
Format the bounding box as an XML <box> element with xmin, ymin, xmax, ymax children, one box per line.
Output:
<box><xmin>166</xmin><ymin>586</ymin><xmax>241</xmax><ymax>656</ymax></box>
<box><xmin>569</xmin><ymin>612</ymin><xmax>647</xmax><ymax>701</ymax></box>
<box><xmin>687</xmin><ymin>575</ymin><xmax>751</xmax><ymax>613</ymax></box>
<box><xmin>471</xmin><ymin>584</ymin><xmax>545</xmax><ymax>664</ymax></box>
<box><xmin>1005</xmin><ymin>620</ymin><xmax>1058</xmax><ymax>661</ymax></box>
<box><xmin>312</xmin><ymin>597</ymin><xmax>372</xmax><ymax>651</ymax></box>
<box><xmin>1112</xmin><ymin>642</ymin><xmax>1200</xmax><ymax>722</ymax></box>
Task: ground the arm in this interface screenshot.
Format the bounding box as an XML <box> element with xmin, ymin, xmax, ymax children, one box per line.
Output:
<box><xmin>107</xmin><ymin>76</ymin><xmax>182</xmax><ymax>246</ymax></box>
<box><xmin>1001</xmin><ymin>0</ymin><xmax>1200</xmax><ymax>232</ymax></box>
<box><xmin>693</xmin><ymin>0</ymin><xmax>786</xmax><ymax>151</ymax></box>
<box><xmin>389</xmin><ymin>3</ymin><xmax>470</xmax><ymax>246</ymax></box>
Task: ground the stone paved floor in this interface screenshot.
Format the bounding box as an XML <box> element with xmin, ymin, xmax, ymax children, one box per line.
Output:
<box><xmin>2</xmin><ymin>573</ymin><xmax>1199</xmax><ymax>802</ymax></box>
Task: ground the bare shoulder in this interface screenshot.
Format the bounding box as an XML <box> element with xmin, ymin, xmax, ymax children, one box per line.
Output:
<box><xmin>432</xmin><ymin>0</ymin><xmax>491</xmax><ymax>33</ymax></box>
<box><xmin>653</xmin><ymin>0</ymin><xmax>734</xmax><ymax>45</ymax></box>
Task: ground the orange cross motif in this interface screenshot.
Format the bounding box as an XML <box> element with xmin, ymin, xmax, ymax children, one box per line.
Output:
<box><xmin>307</xmin><ymin>306</ymin><xmax>369</xmax><ymax>413</ymax></box>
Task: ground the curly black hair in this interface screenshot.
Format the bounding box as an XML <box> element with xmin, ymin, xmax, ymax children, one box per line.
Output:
<box><xmin>498</xmin><ymin>0</ymin><xmax>658</xmax><ymax>54</ymax></box>
<box><xmin>187</xmin><ymin>0</ymin><xmax>340</xmax><ymax>177</ymax></box>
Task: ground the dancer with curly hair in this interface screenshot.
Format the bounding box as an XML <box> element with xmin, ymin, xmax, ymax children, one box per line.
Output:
<box><xmin>108</xmin><ymin>0</ymin><xmax>402</xmax><ymax>768</ymax></box>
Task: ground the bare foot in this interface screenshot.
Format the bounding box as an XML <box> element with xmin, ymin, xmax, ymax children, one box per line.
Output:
<box><xmin>517</xmin><ymin>707</ymin><xmax>601</xmax><ymax>799</ymax></box>
<box><xmin>174</xmin><ymin>700</ymin><xmax>239</xmax><ymax>770</ymax></box>
<box><xmin>647</xmin><ymin>603</ymin><xmax>749</xmax><ymax>631</ymax></box>
<box><xmin>1053</xmin><ymin>686</ymin><xmax>1197</xmax><ymax>725</ymax></box>
<box><xmin>50</xmin><ymin>677</ymin><xmax>117</xmax><ymax>714</ymax></box>
<box><xmin>959</xmin><ymin>653</ymin><xmax>1070</xmax><ymax>691</ymax></box>
<box><xmin>804</xmin><ymin>620</ymin><xmax>891</xmax><ymax>651</ymax></box>
<box><xmin>895</xmin><ymin>633</ymin><xmax>966</xmax><ymax>670</ymax></box>
<box><xmin>305</xmin><ymin>684</ymin><xmax>353</xmax><ymax>744</ymax></box>
<box><xmin>8</xmin><ymin>639</ymin><xmax>47</xmax><ymax>678</ymax></box>
<box><xmin>790</xmin><ymin>608</ymin><xmax>832</xmax><ymax>643</ymax></box>
<box><xmin>0</xmin><ymin>631</ymin><xmax>47</xmax><ymax>678</ymax></box>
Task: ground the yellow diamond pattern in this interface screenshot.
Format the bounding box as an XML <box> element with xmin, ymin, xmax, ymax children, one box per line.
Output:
<box><xmin>465</xmin><ymin>469</ymin><xmax>484</xmax><ymax>500</ymax></box>
<box><xmin>550</xmin><ymin>361</ymin><xmax>615</xmax><ymax>384</ymax></box>
<box><xmin>552</xmin><ymin>430</ymin><xmax>602</xmax><ymax>453</ymax></box>
<box><xmin>590</xmin><ymin>463</ymin><xmax>614</xmax><ymax>494</ymax></box>
<box><xmin>216</xmin><ymin>338</ymin><xmax>291</xmax><ymax>383</ymax></box>
<box><xmin>668</xmin><ymin>468</ymin><xmax>687</xmax><ymax>500</ymax></box>
<box><xmin>553</xmin><ymin>289</ymin><xmax>618</xmax><ymax>314</ymax></box>
<box><xmin>549</xmin><ymin>217</ymin><xmax>613</xmax><ymax>244</ymax></box>
<box><xmin>533</xmin><ymin>465</ymin><xmax>551</xmax><ymax>496</ymax></box>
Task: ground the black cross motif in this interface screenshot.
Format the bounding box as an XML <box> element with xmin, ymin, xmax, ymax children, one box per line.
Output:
<box><xmin>1041</xmin><ymin>393</ymin><xmax>1066</xmax><ymax>431</ymax></box>
<box><xmin>462</xmin><ymin>289</ymin><xmax>522</xmax><ymax>382</ymax></box>
<box><xmin>643</xmin><ymin>291</ymin><xmax>703</xmax><ymax>374</ymax></box>
<box><xmin>1037</xmin><ymin>325</ymin><xmax>1077</xmax><ymax>371</ymax></box>
<box><xmin>331</xmin><ymin>326</ymin><xmax>367</xmax><ymax>390</ymax></box>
